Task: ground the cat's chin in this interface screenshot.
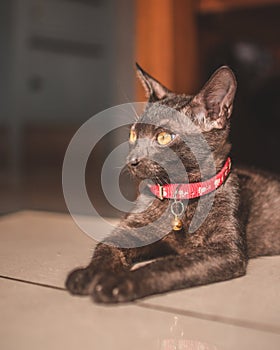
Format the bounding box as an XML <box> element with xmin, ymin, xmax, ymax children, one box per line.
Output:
<box><xmin>129</xmin><ymin>168</ymin><xmax>184</xmax><ymax>185</ymax></box>
<box><xmin>128</xmin><ymin>168</ymin><xmax>169</xmax><ymax>184</ymax></box>
<box><xmin>128</xmin><ymin>167</ymin><xmax>159</xmax><ymax>182</ymax></box>
<box><xmin>131</xmin><ymin>173</ymin><xmax>159</xmax><ymax>183</ymax></box>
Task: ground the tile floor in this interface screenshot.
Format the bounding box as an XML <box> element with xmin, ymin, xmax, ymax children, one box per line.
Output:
<box><xmin>1</xmin><ymin>211</ymin><xmax>280</xmax><ymax>350</ymax></box>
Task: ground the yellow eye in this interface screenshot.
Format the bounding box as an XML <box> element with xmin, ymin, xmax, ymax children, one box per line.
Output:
<box><xmin>156</xmin><ymin>131</ymin><xmax>175</xmax><ymax>145</ymax></box>
<box><xmin>129</xmin><ymin>129</ymin><xmax>137</xmax><ymax>143</ymax></box>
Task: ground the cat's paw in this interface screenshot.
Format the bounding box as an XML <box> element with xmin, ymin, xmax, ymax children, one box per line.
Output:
<box><xmin>65</xmin><ymin>268</ymin><xmax>96</xmax><ymax>295</ymax></box>
<box><xmin>91</xmin><ymin>273</ymin><xmax>138</xmax><ymax>303</ymax></box>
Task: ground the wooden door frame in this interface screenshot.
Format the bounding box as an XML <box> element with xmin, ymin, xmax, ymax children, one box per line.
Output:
<box><xmin>135</xmin><ymin>0</ymin><xmax>199</xmax><ymax>100</ymax></box>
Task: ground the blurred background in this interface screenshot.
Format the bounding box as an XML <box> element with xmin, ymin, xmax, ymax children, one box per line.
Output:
<box><xmin>0</xmin><ymin>0</ymin><xmax>279</xmax><ymax>217</ymax></box>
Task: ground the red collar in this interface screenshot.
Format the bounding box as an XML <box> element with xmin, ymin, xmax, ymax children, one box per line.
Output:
<box><xmin>149</xmin><ymin>157</ymin><xmax>231</xmax><ymax>200</ymax></box>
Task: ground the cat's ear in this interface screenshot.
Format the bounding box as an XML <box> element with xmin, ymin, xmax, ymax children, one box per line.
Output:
<box><xmin>136</xmin><ymin>63</ymin><xmax>171</xmax><ymax>101</ymax></box>
<box><xmin>191</xmin><ymin>66</ymin><xmax>237</xmax><ymax>131</ymax></box>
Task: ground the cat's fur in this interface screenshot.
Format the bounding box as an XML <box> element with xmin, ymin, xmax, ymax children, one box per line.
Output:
<box><xmin>66</xmin><ymin>65</ymin><xmax>280</xmax><ymax>303</ymax></box>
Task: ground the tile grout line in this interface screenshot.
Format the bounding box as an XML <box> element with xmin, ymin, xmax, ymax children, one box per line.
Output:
<box><xmin>1</xmin><ymin>273</ymin><xmax>279</xmax><ymax>335</ymax></box>
<box><xmin>136</xmin><ymin>301</ymin><xmax>280</xmax><ymax>335</ymax></box>
<box><xmin>0</xmin><ymin>275</ymin><xmax>66</xmax><ymax>291</ymax></box>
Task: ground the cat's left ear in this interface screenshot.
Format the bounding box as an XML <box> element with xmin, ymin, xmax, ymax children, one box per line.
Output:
<box><xmin>136</xmin><ymin>63</ymin><xmax>171</xmax><ymax>101</ymax></box>
<box><xmin>191</xmin><ymin>66</ymin><xmax>237</xmax><ymax>131</ymax></box>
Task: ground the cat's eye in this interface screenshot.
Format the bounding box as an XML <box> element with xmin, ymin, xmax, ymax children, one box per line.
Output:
<box><xmin>156</xmin><ymin>131</ymin><xmax>175</xmax><ymax>146</ymax></box>
<box><xmin>129</xmin><ymin>129</ymin><xmax>137</xmax><ymax>143</ymax></box>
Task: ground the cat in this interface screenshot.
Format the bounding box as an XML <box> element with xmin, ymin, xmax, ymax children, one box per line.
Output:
<box><xmin>66</xmin><ymin>64</ymin><xmax>280</xmax><ymax>303</ymax></box>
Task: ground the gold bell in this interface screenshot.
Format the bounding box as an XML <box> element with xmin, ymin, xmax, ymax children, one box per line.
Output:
<box><xmin>172</xmin><ymin>216</ymin><xmax>183</xmax><ymax>231</ymax></box>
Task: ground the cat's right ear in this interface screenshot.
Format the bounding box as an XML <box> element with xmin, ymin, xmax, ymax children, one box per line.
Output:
<box><xmin>136</xmin><ymin>63</ymin><xmax>171</xmax><ymax>101</ymax></box>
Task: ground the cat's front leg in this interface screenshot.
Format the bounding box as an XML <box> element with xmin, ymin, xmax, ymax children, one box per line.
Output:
<box><xmin>91</xmin><ymin>245</ymin><xmax>247</xmax><ymax>303</ymax></box>
<box><xmin>65</xmin><ymin>243</ymin><xmax>130</xmax><ymax>295</ymax></box>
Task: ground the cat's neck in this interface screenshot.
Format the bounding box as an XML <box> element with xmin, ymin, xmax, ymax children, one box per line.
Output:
<box><xmin>177</xmin><ymin>154</ymin><xmax>231</xmax><ymax>184</ymax></box>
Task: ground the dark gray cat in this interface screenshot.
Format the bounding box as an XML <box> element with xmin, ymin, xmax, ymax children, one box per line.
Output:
<box><xmin>66</xmin><ymin>64</ymin><xmax>280</xmax><ymax>303</ymax></box>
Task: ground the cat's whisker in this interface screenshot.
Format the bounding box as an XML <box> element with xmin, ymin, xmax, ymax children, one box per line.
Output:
<box><xmin>128</xmin><ymin>102</ymin><xmax>140</xmax><ymax>121</ymax></box>
<box><xmin>118</xmin><ymin>103</ymin><xmax>140</xmax><ymax>122</ymax></box>
<box><xmin>114</xmin><ymin>165</ymin><xmax>126</xmax><ymax>170</ymax></box>
<box><xmin>119</xmin><ymin>87</ymin><xmax>140</xmax><ymax>121</ymax></box>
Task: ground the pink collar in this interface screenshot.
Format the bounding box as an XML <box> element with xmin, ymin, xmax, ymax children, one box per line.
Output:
<box><xmin>149</xmin><ymin>157</ymin><xmax>231</xmax><ymax>200</ymax></box>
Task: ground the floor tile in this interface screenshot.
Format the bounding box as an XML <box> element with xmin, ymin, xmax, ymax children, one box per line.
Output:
<box><xmin>0</xmin><ymin>211</ymin><xmax>117</xmax><ymax>287</ymax></box>
<box><xmin>1</xmin><ymin>210</ymin><xmax>279</xmax><ymax>348</ymax></box>
<box><xmin>1</xmin><ymin>278</ymin><xmax>279</xmax><ymax>350</ymax></box>
<box><xmin>141</xmin><ymin>256</ymin><xmax>280</xmax><ymax>331</ymax></box>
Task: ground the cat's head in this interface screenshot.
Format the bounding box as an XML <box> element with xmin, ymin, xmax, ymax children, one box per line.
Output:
<box><xmin>127</xmin><ymin>64</ymin><xmax>237</xmax><ymax>184</ymax></box>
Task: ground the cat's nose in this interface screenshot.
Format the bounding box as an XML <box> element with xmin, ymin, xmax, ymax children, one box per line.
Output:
<box><xmin>129</xmin><ymin>157</ymin><xmax>140</xmax><ymax>167</ymax></box>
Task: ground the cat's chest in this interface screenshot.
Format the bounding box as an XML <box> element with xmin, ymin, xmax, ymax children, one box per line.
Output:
<box><xmin>161</xmin><ymin>198</ymin><xmax>223</xmax><ymax>253</ymax></box>
<box><xmin>161</xmin><ymin>209</ymin><xmax>207</xmax><ymax>252</ymax></box>
<box><xmin>160</xmin><ymin>227</ymin><xmax>207</xmax><ymax>256</ymax></box>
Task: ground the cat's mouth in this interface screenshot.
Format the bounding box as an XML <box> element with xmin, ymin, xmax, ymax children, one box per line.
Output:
<box><xmin>127</xmin><ymin>159</ymin><xmax>173</xmax><ymax>185</ymax></box>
